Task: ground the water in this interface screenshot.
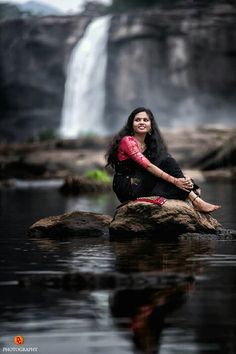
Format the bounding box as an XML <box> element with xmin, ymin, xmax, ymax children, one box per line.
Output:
<box><xmin>59</xmin><ymin>15</ymin><xmax>111</xmax><ymax>138</ymax></box>
<box><xmin>0</xmin><ymin>181</ymin><xmax>235</xmax><ymax>354</ymax></box>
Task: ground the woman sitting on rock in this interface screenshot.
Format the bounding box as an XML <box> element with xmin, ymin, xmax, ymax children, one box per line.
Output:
<box><xmin>106</xmin><ymin>107</ymin><xmax>220</xmax><ymax>213</ymax></box>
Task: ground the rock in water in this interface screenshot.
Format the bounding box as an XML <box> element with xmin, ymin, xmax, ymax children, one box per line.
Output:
<box><xmin>29</xmin><ymin>211</ymin><xmax>112</xmax><ymax>238</ymax></box>
<box><xmin>109</xmin><ymin>199</ymin><xmax>221</xmax><ymax>238</ymax></box>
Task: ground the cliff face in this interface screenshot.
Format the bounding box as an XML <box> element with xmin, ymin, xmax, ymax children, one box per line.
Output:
<box><xmin>105</xmin><ymin>3</ymin><xmax>236</xmax><ymax>130</ymax></box>
<box><xmin>0</xmin><ymin>2</ymin><xmax>236</xmax><ymax>141</ymax></box>
<box><xmin>0</xmin><ymin>15</ymin><xmax>90</xmax><ymax>141</ymax></box>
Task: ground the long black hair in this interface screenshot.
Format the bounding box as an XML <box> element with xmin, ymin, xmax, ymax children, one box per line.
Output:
<box><xmin>106</xmin><ymin>107</ymin><xmax>168</xmax><ymax>169</ymax></box>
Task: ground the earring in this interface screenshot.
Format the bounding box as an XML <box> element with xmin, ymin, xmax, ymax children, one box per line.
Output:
<box><xmin>148</xmin><ymin>129</ymin><xmax>152</xmax><ymax>135</ymax></box>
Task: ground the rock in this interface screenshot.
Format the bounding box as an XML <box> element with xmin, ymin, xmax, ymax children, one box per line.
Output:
<box><xmin>106</xmin><ymin>3</ymin><xmax>236</xmax><ymax>130</ymax></box>
<box><xmin>60</xmin><ymin>175</ymin><xmax>111</xmax><ymax>194</ymax></box>
<box><xmin>109</xmin><ymin>198</ymin><xmax>221</xmax><ymax>238</ymax></box>
<box><xmin>0</xmin><ymin>15</ymin><xmax>91</xmax><ymax>141</ymax></box>
<box><xmin>203</xmin><ymin>169</ymin><xmax>236</xmax><ymax>182</ymax></box>
<box><xmin>29</xmin><ymin>211</ymin><xmax>112</xmax><ymax>238</ymax></box>
<box><xmin>193</xmin><ymin>133</ymin><xmax>236</xmax><ymax>171</ymax></box>
<box><xmin>0</xmin><ymin>160</ymin><xmax>47</xmax><ymax>179</ymax></box>
<box><xmin>163</xmin><ymin>128</ymin><xmax>234</xmax><ymax>168</ymax></box>
<box><xmin>19</xmin><ymin>270</ymin><xmax>194</xmax><ymax>291</ymax></box>
<box><xmin>0</xmin><ymin>142</ymin><xmax>108</xmax><ymax>180</ymax></box>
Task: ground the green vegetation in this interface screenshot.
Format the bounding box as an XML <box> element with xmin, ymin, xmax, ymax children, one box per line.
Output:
<box><xmin>84</xmin><ymin>169</ymin><xmax>111</xmax><ymax>183</ymax></box>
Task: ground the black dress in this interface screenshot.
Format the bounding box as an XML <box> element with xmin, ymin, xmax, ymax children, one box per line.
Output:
<box><xmin>113</xmin><ymin>149</ymin><xmax>198</xmax><ymax>203</ymax></box>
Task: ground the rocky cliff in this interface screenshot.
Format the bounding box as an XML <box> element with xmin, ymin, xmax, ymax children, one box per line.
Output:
<box><xmin>0</xmin><ymin>15</ymin><xmax>91</xmax><ymax>141</ymax></box>
<box><xmin>0</xmin><ymin>2</ymin><xmax>236</xmax><ymax>141</ymax></box>
<box><xmin>106</xmin><ymin>2</ymin><xmax>236</xmax><ymax>130</ymax></box>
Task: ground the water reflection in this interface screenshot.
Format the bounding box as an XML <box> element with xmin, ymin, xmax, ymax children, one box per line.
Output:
<box><xmin>0</xmin><ymin>182</ymin><xmax>236</xmax><ymax>353</ymax></box>
<box><xmin>110</xmin><ymin>283</ymin><xmax>193</xmax><ymax>354</ymax></box>
<box><xmin>112</xmin><ymin>238</ymin><xmax>214</xmax><ymax>274</ymax></box>
<box><xmin>200</xmin><ymin>181</ymin><xmax>236</xmax><ymax>230</ymax></box>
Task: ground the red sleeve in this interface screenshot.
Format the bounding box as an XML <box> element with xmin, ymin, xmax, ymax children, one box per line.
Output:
<box><xmin>118</xmin><ymin>136</ymin><xmax>151</xmax><ymax>169</ymax></box>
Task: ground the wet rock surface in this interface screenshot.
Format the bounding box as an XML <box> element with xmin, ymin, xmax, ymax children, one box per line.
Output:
<box><xmin>29</xmin><ymin>211</ymin><xmax>112</xmax><ymax>238</ymax></box>
<box><xmin>28</xmin><ymin>203</ymin><xmax>236</xmax><ymax>240</ymax></box>
<box><xmin>109</xmin><ymin>198</ymin><xmax>221</xmax><ymax>238</ymax></box>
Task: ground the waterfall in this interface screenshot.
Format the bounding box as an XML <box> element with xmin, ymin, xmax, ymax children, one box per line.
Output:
<box><xmin>59</xmin><ymin>15</ymin><xmax>111</xmax><ymax>138</ymax></box>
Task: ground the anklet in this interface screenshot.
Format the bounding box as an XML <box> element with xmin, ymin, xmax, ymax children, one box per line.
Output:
<box><xmin>191</xmin><ymin>196</ymin><xmax>199</xmax><ymax>202</ymax></box>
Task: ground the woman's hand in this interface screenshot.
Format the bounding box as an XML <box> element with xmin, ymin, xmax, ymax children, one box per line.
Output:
<box><xmin>174</xmin><ymin>177</ymin><xmax>192</xmax><ymax>191</ymax></box>
<box><xmin>184</xmin><ymin>175</ymin><xmax>194</xmax><ymax>189</ymax></box>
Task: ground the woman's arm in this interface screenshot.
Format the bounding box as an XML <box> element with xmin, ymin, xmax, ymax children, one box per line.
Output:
<box><xmin>120</xmin><ymin>136</ymin><xmax>190</xmax><ymax>190</ymax></box>
<box><xmin>146</xmin><ymin>163</ymin><xmax>190</xmax><ymax>190</ymax></box>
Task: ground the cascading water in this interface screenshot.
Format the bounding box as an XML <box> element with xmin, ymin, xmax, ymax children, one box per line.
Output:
<box><xmin>59</xmin><ymin>15</ymin><xmax>111</xmax><ymax>138</ymax></box>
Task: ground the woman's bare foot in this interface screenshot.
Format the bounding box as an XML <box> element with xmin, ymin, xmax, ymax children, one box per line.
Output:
<box><xmin>192</xmin><ymin>196</ymin><xmax>221</xmax><ymax>213</ymax></box>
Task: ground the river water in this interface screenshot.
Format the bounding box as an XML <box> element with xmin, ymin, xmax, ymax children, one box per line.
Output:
<box><xmin>0</xmin><ymin>181</ymin><xmax>235</xmax><ymax>354</ymax></box>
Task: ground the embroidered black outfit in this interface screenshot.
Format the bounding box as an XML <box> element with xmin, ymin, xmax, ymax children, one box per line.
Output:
<box><xmin>113</xmin><ymin>136</ymin><xmax>198</xmax><ymax>203</ymax></box>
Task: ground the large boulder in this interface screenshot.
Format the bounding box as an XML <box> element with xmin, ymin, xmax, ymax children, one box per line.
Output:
<box><xmin>109</xmin><ymin>199</ymin><xmax>221</xmax><ymax>237</ymax></box>
<box><xmin>29</xmin><ymin>211</ymin><xmax>112</xmax><ymax>238</ymax></box>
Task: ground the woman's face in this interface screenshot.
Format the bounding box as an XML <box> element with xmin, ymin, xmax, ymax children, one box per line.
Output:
<box><xmin>133</xmin><ymin>111</ymin><xmax>151</xmax><ymax>135</ymax></box>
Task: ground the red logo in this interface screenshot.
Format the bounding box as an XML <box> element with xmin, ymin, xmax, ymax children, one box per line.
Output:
<box><xmin>14</xmin><ymin>336</ymin><xmax>24</xmax><ymax>345</ymax></box>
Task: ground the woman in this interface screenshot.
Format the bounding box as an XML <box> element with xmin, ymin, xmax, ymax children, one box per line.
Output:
<box><xmin>106</xmin><ymin>107</ymin><xmax>220</xmax><ymax>213</ymax></box>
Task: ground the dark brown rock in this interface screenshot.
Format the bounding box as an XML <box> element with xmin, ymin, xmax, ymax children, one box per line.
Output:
<box><xmin>109</xmin><ymin>198</ymin><xmax>221</xmax><ymax>238</ymax></box>
<box><xmin>29</xmin><ymin>211</ymin><xmax>112</xmax><ymax>238</ymax></box>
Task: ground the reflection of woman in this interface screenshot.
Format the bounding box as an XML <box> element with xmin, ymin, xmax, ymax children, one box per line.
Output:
<box><xmin>106</xmin><ymin>107</ymin><xmax>220</xmax><ymax>213</ymax></box>
<box><xmin>110</xmin><ymin>284</ymin><xmax>192</xmax><ymax>354</ymax></box>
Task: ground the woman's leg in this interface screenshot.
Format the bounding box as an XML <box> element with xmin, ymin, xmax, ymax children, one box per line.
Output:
<box><xmin>149</xmin><ymin>155</ymin><xmax>189</xmax><ymax>200</ymax></box>
<box><xmin>151</xmin><ymin>156</ymin><xmax>220</xmax><ymax>211</ymax></box>
<box><xmin>188</xmin><ymin>191</ymin><xmax>220</xmax><ymax>213</ymax></box>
